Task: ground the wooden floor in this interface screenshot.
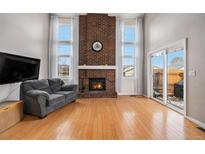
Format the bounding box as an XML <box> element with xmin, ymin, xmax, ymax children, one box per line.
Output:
<box><xmin>0</xmin><ymin>96</ymin><xmax>205</xmax><ymax>140</ymax></box>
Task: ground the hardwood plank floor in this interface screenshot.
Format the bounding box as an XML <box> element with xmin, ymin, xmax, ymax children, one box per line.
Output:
<box><xmin>0</xmin><ymin>96</ymin><xmax>204</xmax><ymax>140</ymax></box>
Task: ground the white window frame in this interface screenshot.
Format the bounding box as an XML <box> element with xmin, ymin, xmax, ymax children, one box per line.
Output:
<box><xmin>56</xmin><ymin>18</ymin><xmax>73</xmax><ymax>80</ymax></box>
<box><xmin>121</xmin><ymin>22</ymin><xmax>138</xmax><ymax>79</ymax></box>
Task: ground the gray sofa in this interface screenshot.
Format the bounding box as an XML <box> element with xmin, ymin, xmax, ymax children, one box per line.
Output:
<box><xmin>20</xmin><ymin>78</ymin><xmax>77</xmax><ymax>118</ymax></box>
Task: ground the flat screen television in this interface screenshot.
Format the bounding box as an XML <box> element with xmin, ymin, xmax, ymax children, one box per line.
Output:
<box><xmin>0</xmin><ymin>52</ymin><xmax>40</xmax><ymax>85</ymax></box>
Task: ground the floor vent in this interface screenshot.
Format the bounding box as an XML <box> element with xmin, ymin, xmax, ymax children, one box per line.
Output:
<box><xmin>197</xmin><ymin>126</ymin><xmax>205</xmax><ymax>132</ymax></box>
<box><xmin>130</xmin><ymin>95</ymin><xmax>136</xmax><ymax>97</ymax></box>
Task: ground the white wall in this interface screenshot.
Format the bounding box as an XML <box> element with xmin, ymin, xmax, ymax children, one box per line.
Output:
<box><xmin>0</xmin><ymin>13</ymin><xmax>49</xmax><ymax>101</ymax></box>
<box><xmin>144</xmin><ymin>13</ymin><xmax>205</xmax><ymax>124</ymax></box>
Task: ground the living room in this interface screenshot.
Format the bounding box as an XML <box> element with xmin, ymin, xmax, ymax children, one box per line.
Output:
<box><xmin>0</xmin><ymin>11</ymin><xmax>205</xmax><ymax>146</ymax></box>
<box><xmin>1</xmin><ymin>1</ymin><xmax>205</xmax><ymax>154</ymax></box>
<box><xmin>0</xmin><ymin>13</ymin><xmax>205</xmax><ymax>141</ymax></box>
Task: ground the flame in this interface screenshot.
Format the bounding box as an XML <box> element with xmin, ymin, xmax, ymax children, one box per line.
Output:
<box><xmin>93</xmin><ymin>83</ymin><xmax>103</xmax><ymax>89</ymax></box>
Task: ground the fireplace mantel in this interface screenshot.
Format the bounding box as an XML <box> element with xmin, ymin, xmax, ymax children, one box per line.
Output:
<box><xmin>77</xmin><ymin>65</ymin><xmax>117</xmax><ymax>70</ymax></box>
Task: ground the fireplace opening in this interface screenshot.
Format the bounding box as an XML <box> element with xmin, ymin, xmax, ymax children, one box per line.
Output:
<box><xmin>89</xmin><ymin>78</ymin><xmax>106</xmax><ymax>91</ymax></box>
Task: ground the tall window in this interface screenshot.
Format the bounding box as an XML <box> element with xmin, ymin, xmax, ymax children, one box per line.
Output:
<box><xmin>122</xmin><ymin>19</ymin><xmax>137</xmax><ymax>78</ymax></box>
<box><xmin>57</xmin><ymin>17</ymin><xmax>73</xmax><ymax>79</ymax></box>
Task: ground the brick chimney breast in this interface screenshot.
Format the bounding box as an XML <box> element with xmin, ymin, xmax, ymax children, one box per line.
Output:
<box><xmin>79</xmin><ymin>14</ymin><xmax>117</xmax><ymax>98</ymax></box>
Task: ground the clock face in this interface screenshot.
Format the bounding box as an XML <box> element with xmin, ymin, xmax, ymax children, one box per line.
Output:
<box><xmin>92</xmin><ymin>41</ymin><xmax>103</xmax><ymax>52</ymax></box>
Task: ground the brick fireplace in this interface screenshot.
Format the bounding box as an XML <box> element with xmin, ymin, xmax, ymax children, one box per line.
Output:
<box><xmin>78</xmin><ymin>13</ymin><xmax>117</xmax><ymax>98</ymax></box>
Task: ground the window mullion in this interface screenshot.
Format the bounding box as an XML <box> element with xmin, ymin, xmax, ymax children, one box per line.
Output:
<box><xmin>58</xmin><ymin>41</ymin><xmax>72</xmax><ymax>45</ymax></box>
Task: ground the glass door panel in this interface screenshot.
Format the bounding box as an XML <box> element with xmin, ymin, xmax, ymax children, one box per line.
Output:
<box><xmin>167</xmin><ymin>49</ymin><xmax>184</xmax><ymax>110</ymax></box>
<box><xmin>151</xmin><ymin>52</ymin><xmax>164</xmax><ymax>102</ymax></box>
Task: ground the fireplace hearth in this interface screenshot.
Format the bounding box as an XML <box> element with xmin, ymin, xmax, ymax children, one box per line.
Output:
<box><xmin>89</xmin><ymin>78</ymin><xmax>106</xmax><ymax>91</ymax></box>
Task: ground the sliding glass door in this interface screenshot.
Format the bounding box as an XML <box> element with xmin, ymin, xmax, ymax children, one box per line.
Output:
<box><xmin>167</xmin><ymin>49</ymin><xmax>184</xmax><ymax>110</ymax></box>
<box><xmin>151</xmin><ymin>51</ymin><xmax>165</xmax><ymax>103</ymax></box>
<box><xmin>150</xmin><ymin>48</ymin><xmax>185</xmax><ymax>113</ymax></box>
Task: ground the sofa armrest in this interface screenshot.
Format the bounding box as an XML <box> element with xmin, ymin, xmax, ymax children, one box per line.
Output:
<box><xmin>24</xmin><ymin>90</ymin><xmax>49</xmax><ymax>118</ymax></box>
<box><xmin>26</xmin><ymin>90</ymin><xmax>49</xmax><ymax>100</ymax></box>
<box><xmin>61</xmin><ymin>84</ymin><xmax>77</xmax><ymax>91</ymax></box>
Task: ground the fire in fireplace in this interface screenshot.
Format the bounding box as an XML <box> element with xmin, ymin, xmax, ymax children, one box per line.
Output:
<box><xmin>89</xmin><ymin>78</ymin><xmax>106</xmax><ymax>91</ymax></box>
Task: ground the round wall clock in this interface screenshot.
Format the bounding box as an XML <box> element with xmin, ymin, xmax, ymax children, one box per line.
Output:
<box><xmin>92</xmin><ymin>41</ymin><xmax>103</xmax><ymax>52</ymax></box>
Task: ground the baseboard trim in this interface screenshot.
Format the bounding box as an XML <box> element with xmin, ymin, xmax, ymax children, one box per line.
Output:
<box><xmin>117</xmin><ymin>93</ymin><xmax>127</xmax><ymax>95</ymax></box>
<box><xmin>186</xmin><ymin>116</ymin><xmax>205</xmax><ymax>129</ymax></box>
<box><xmin>118</xmin><ymin>93</ymin><xmax>139</xmax><ymax>95</ymax></box>
<box><xmin>142</xmin><ymin>94</ymin><xmax>148</xmax><ymax>98</ymax></box>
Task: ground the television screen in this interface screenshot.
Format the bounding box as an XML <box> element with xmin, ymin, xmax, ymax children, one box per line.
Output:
<box><xmin>0</xmin><ymin>52</ymin><xmax>40</xmax><ymax>85</ymax></box>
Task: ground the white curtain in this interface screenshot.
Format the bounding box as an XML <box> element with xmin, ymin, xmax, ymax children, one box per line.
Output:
<box><xmin>48</xmin><ymin>14</ymin><xmax>58</xmax><ymax>79</ymax></box>
<box><xmin>115</xmin><ymin>17</ymin><xmax>122</xmax><ymax>94</ymax></box>
<box><xmin>72</xmin><ymin>15</ymin><xmax>79</xmax><ymax>85</ymax></box>
<box><xmin>135</xmin><ymin>18</ymin><xmax>144</xmax><ymax>95</ymax></box>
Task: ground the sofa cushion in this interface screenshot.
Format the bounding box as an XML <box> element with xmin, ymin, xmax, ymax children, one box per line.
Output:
<box><xmin>48</xmin><ymin>78</ymin><xmax>64</xmax><ymax>93</ymax></box>
<box><xmin>21</xmin><ymin>79</ymin><xmax>52</xmax><ymax>94</ymax></box>
<box><xmin>48</xmin><ymin>94</ymin><xmax>65</xmax><ymax>105</ymax></box>
<box><xmin>55</xmin><ymin>91</ymin><xmax>76</xmax><ymax>103</ymax></box>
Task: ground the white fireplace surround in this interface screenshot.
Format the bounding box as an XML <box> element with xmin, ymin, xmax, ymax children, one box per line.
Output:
<box><xmin>77</xmin><ymin>65</ymin><xmax>117</xmax><ymax>70</ymax></box>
